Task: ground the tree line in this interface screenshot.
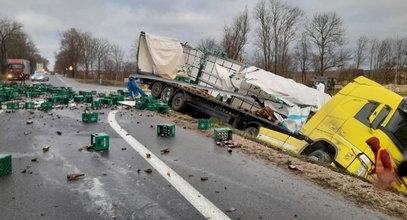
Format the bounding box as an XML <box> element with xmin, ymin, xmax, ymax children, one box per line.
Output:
<box><xmin>199</xmin><ymin>0</ymin><xmax>407</xmax><ymax>84</ymax></box>
<box><xmin>0</xmin><ymin>18</ymin><xmax>48</xmax><ymax>75</ymax></box>
<box><xmin>54</xmin><ymin>28</ymin><xmax>136</xmax><ymax>83</ymax></box>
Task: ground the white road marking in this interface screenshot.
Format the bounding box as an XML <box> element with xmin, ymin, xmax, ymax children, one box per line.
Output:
<box><xmin>55</xmin><ymin>74</ymin><xmax>74</xmax><ymax>88</ymax></box>
<box><xmin>108</xmin><ymin>110</ymin><xmax>230</xmax><ymax>220</ymax></box>
<box><xmin>0</xmin><ymin>110</ymin><xmax>3</xmax><ymax>114</ymax></box>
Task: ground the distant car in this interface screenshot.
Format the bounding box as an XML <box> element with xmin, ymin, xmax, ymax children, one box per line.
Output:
<box><xmin>31</xmin><ymin>71</ymin><xmax>49</xmax><ymax>82</ymax></box>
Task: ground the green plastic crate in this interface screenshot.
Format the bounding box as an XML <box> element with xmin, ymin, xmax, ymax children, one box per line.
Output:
<box><xmin>98</xmin><ymin>93</ymin><xmax>106</xmax><ymax>98</ymax></box>
<box><xmin>198</xmin><ymin>119</ymin><xmax>211</xmax><ymax>130</ymax></box>
<box><xmin>0</xmin><ymin>154</ymin><xmax>12</xmax><ymax>177</ymax></box>
<box><xmin>40</xmin><ymin>102</ymin><xmax>53</xmax><ymax>111</ymax></box>
<box><xmin>25</xmin><ymin>102</ymin><xmax>35</xmax><ymax>109</ymax></box>
<box><xmin>141</xmin><ymin>96</ymin><xmax>156</xmax><ymax>104</ymax></box>
<box><xmin>100</xmin><ymin>98</ymin><xmax>113</xmax><ymax>105</ymax></box>
<box><xmin>117</xmin><ymin>89</ymin><xmax>124</xmax><ymax>96</ymax></box>
<box><xmin>91</xmin><ymin>90</ymin><xmax>97</xmax><ymax>95</ymax></box>
<box><xmin>214</xmin><ymin>128</ymin><xmax>232</xmax><ymax>141</ymax></box>
<box><xmin>84</xmin><ymin>95</ymin><xmax>93</xmax><ymax>103</ymax></box>
<box><xmin>117</xmin><ymin>95</ymin><xmax>124</xmax><ymax>101</ymax></box>
<box><xmin>135</xmin><ymin>100</ymin><xmax>146</xmax><ymax>109</ymax></box>
<box><xmin>49</xmin><ymin>96</ymin><xmax>60</xmax><ymax>103</ymax></box>
<box><xmin>109</xmin><ymin>97</ymin><xmax>118</xmax><ymax>105</ymax></box>
<box><xmin>59</xmin><ymin>96</ymin><xmax>70</xmax><ymax>104</ymax></box>
<box><xmin>157</xmin><ymin>104</ymin><xmax>170</xmax><ymax>114</ymax></box>
<box><xmin>7</xmin><ymin>102</ymin><xmax>19</xmax><ymax>110</ymax></box>
<box><xmin>157</xmin><ymin>124</ymin><xmax>175</xmax><ymax>137</ymax></box>
<box><xmin>91</xmin><ymin>133</ymin><xmax>109</xmax><ymax>151</ymax></box>
<box><xmin>82</xmin><ymin>112</ymin><xmax>98</xmax><ymax>123</ymax></box>
<box><xmin>146</xmin><ymin>103</ymin><xmax>159</xmax><ymax>111</ymax></box>
<box><xmin>74</xmin><ymin>95</ymin><xmax>85</xmax><ymax>102</ymax></box>
<box><xmin>175</xmin><ymin>75</ymin><xmax>191</xmax><ymax>83</ymax></box>
<box><xmin>91</xmin><ymin>101</ymin><xmax>101</xmax><ymax>110</ymax></box>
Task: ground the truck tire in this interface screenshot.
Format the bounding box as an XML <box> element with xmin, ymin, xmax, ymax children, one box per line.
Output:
<box><xmin>161</xmin><ymin>86</ymin><xmax>174</xmax><ymax>103</ymax></box>
<box><xmin>171</xmin><ymin>92</ymin><xmax>187</xmax><ymax>111</ymax></box>
<box><xmin>151</xmin><ymin>82</ymin><xmax>163</xmax><ymax>98</ymax></box>
<box><xmin>309</xmin><ymin>150</ymin><xmax>332</xmax><ymax>163</ymax></box>
<box><xmin>244</xmin><ymin>126</ymin><xmax>259</xmax><ymax>136</ymax></box>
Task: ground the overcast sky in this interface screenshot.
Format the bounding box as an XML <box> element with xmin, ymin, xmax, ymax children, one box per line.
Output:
<box><xmin>1</xmin><ymin>0</ymin><xmax>407</xmax><ymax>70</ymax></box>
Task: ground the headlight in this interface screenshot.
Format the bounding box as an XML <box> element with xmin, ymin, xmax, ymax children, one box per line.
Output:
<box><xmin>7</xmin><ymin>74</ymin><xmax>12</xmax><ymax>78</ymax></box>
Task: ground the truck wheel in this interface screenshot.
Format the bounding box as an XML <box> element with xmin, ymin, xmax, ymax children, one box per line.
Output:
<box><xmin>161</xmin><ymin>86</ymin><xmax>174</xmax><ymax>103</ymax></box>
<box><xmin>151</xmin><ymin>82</ymin><xmax>163</xmax><ymax>98</ymax></box>
<box><xmin>309</xmin><ymin>150</ymin><xmax>332</xmax><ymax>163</ymax></box>
<box><xmin>171</xmin><ymin>92</ymin><xmax>187</xmax><ymax>111</ymax></box>
<box><xmin>244</xmin><ymin>126</ymin><xmax>259</xmax><ymax>136</ymax></box>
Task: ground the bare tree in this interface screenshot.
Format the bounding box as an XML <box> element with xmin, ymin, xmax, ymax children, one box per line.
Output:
<box><xmin>354</xmin><ymin>35</ymin><xmax>368</xmax><ymax>69</ymax></box>
<box><xmin>221</xmin><ymin>7</ymin><xmax>250</xmax><ymax>61</ymax></box>
<box><xmin>198</xmin><ymin>37</ymin><xmax>220</xmax><ymax>53</ymax></box>
<box><xmin>368</xmin><ymin>38</ymin><xmax>378</xmax><ymax>78</ymax></box>
<box><xmin>254</xmin><ymin>0</ymin><xmax>272</xmax><ymax>71</ymax></box>
<box><xmin>0</xmin><ymin>18</ymin><xmax>23</xmax><ymax>73</ymax></box>
<box><xmin>306</xmin><ymin>12</ymin><xmax>345</xmax><ymax>76</ymax></box>
<box><xmin>394</xmin><ymin>38</ymin><xmax>404</xmax><ymax>84</ymax></box>
<box><xmin>110</xmin><ymin>43</ymin><xmax>124</xmax><ymax>81</ymax></box>
<box><xmin>293</xmin><ymin>33</ymin><xmax>310</xmax><ymax>82</ymax></box>
<box><xmin>94</xmin><ymin>38</ymin><xmax>110</xmax><ymax>81</ymax></box>
<box><xmin>253</xmin><ymin>0</ymin><xmax>303</xmax><ymax>74</ymax></box>
<box><xmin>57</xmin><ymin>28</ymin><xmax>83</xmax><ymax>77</ymax></box>
<box><xmin>80</xmin><ymin>32</ymin><xmax>97</xmax><ymax>78</ymax></box>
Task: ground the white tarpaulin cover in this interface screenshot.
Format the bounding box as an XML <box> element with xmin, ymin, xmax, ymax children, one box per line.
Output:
<box><xmin>241</xmin><ymin>66</ymin><xmax>331</xmax><ymax>109</ymax></box>
<box><xmin>138</xmin><ymin>33</ymin><xmax>184</xmax><ymax>79</ymax></box>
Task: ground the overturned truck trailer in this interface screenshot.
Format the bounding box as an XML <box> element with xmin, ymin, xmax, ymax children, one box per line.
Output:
<box><xmin>136</xmin><ymin>31</ymin><xmax>329</xmax><ymax>135</ymax></box>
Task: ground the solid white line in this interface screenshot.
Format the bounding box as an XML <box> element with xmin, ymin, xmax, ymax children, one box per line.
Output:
<box><xmin>56</xmin><ymin>75</ymin><xmax>74</xmax><ymax>88</ymax></box>
<box><xmin>108</xmin><ymin>110</ymin><xmax>230</xmax><ymax>220</ymax></box>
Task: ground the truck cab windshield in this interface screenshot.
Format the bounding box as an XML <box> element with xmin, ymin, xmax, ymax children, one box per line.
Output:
<box><xmin>8</xmin><ymin>64</ymin><xmax>24</xmax><ymax>69</ymax></box>
<box><xmin>386</xmin><ymin>99</ymin><xmax>407</xmax><ymax>153</ymax></box>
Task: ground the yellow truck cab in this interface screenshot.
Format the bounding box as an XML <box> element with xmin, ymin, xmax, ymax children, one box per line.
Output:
<box><xmin>258</xmin><ymin>76</ymin><xmax>407</xmax><ymax>193</ymax></box>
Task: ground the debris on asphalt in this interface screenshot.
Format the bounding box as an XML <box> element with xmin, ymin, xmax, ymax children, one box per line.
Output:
<box><xmin>216</xmin><ymin>140</ymin><xmax>241</xmax><ymax>148</ymax></box>
<box><xmin>183</xmin><ymin>126</ymin><xmax>187</xmax><ymax>129</ymax></box>
<box><xmin>26</xmin><ymin>120</ymin><xmax>33</xmax><ymax>125</ymax></box>
<box><xmin>42</xmin><ymin>146</ymin><xmax>50</xmax><ymax>152</ymax></box>
<box><xmin>139</xmin><ymin>114</ymin><xmax>142</xmax><ymax>116</ymax></box>
<box><xmin>150</xmin><ymin>125</ymin><xmax>154</xmax><ymax>128</ymax></box>
<box><xmin>136</xmin><ymin>121</ymin><xmax>140</xmax><ymax>124</ymax></box>
<box><xmin>288</xmin><ymin>165</ymin><xmax>301</xmax><ymax>171</ymax></box>
<box><xmin>137</xmin><ymin>169</ymin><xmax>141</xmax><ymax>174</ymax></box>
<box><xmin>56</xmin><ymin>131</ymin><xmax>62</xmax><ymax>135</ymax></box>
<box><xmin>99</xmin><ymin>112</ymin><xmax>105</xmax><ymax>115</ymax></box>
<box><xmin>146</xmin><ymin>153</ymin><xmax>151</xmax><ymax>159</ymax></box>
<box><xmin>167</xmin><ymin>172</ymin><xmax>171</xmax><ymax>177</ymax></box>
<box><xmin>226</xmin><ymin>207</ymin><xmax>237</xmax><ymax>212</ymax></box>
<box><xmin>227</xmin><ymin>148</ymin><xmax>233</xmax><ymax>154</ymax></box>
<box><xmin>67</xmin><ymin>173</ymin><xmax>85</xmax><ymax>181</ymax></box>
<box><xmin>31</xmin><ymin>158</ymin><xmax>38</xmax><ymax>162</ymax></box>
<box><xmin>24</xmin><ymin>132</ymin><xmax>31</xmax><ymax>135</ymax></box>
<box><xmin>121</xmin><ymin>147</ymin><xmax>127</xmax><ymax>150</ymax></box>
<box><xmin>200</xmin><ymin>176</ymin><xmax>208</xmax><ymax>181</ymax></box>
<box><xmin>144</xmin><ymin>168</ymin><xmax>153</xmax><ymax>174</ymax></box>
<box><xmin>21</xmin><ymin>169</ymin><xmax>27</xmax><ymax>173</ymax></box>
<box><xmin>160</xmin><ymin>148</ymin><xmax>170</xmax><ymax>154</ymax></box>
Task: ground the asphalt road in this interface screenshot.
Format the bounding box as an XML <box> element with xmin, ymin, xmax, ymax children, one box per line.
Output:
<box><xmin>0</xmin><ymin>75</ymin><xmax>394</xmax><ymax>220</ymax></box>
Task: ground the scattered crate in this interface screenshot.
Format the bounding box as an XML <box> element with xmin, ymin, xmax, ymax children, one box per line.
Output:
<box><xmin>198</xmin><ymin>118</ymin><xmax>211</xmax><ymax>130</ymax></box>
<box><xmin>25</xmin><ymin>102</ymin><xmax>35</xmax><ymax>109</ymax></box>
<box><xmin>74</xmin><ymin>95</ymin><xmax>85</xmax><ymax>102</ymax></box>
<box><xmin>157</xmin><ymin>103</ymin><xmax>170</xmax><ymax>114</ymax></box>
<box><xmin>146</xmin><ymin>102</ymin><xmax>159</xmax><ymax>111</ymax></box>
<box><xmin>91</xmin><ymin>90</ymin><xmax>97</xmax><ymax>95</ymax></box>
<box><xmin>175</xmin><ymin>75</ymin><xmax>191</xmax><ymax>83</ymax></box>
<box><xmin>214</xmin><ymin>128</ymin><xmax>232</xmax><ymax>141</ymax></box>
<box><xmin>7</xmin><ymin>102</ymin><xmax>19</xmax><ymax>110</ymax></box>
<box><xmin>157</xmin><ymin>123</ymin><xmax>175</xmax><ymax>137</ymax></box>
<box><xmin>82</xmin><ymin>112</ymin><xmax>98</xmax><ymax>123</ymax></box>
<box><xmin>100</xmin><ymin>98</ymin><xmax>113</xmax><ymax>105</ymax></box>
<box><xmin>135</xmin><ymin>100</ymin><xmax>146</xmax><ymax>109</ymax></box>
<box><xmin>91</xmin><ymin>133</ymin><xmax>109</xmax><ymax>151</ymax></box>
<box><xmin>141</xmin><ymin>96</ymin><xmax>156</xmax><ymax>104</ymax></box>
<box><xmin>91</xmin><ymin>101</ymin><xmax>101</xmax><ymax>110</ymax></box>
<box><xmin>84</xmin><ymin>95</ymin><xmax>93</xmax><ymax>103</ymax></box>
<box><xmin>40</xmin><ymin>102</ymin><xmax>53</xmax><ymax>111</ymax></box>
<box><xmin>0</xmin><ymin>154</ymin><xmax>12</xmax><ymax>177</ymax></box>
<box><xmin>98</xmin><ymin>93</ymin><xmax>106</xmax><ymax>98</ymax></box>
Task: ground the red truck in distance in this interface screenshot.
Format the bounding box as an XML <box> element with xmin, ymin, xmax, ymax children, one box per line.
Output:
<box><xmin>6</xmin><ymin>59</ymin><xmax>31</xmax><ymax>81</ymax></box>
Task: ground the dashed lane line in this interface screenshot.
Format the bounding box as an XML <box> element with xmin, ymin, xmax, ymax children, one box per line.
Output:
<box><xmin>108</xmin><ymin>110</ymin><xmax>230</xmax><ymax>220</ymax></box>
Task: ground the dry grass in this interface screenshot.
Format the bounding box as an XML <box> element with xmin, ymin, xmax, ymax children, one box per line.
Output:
<box><xmin>161</xmin><ymin>111</ymin><xmax>407</xmax><ymax>219</ymax></box>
